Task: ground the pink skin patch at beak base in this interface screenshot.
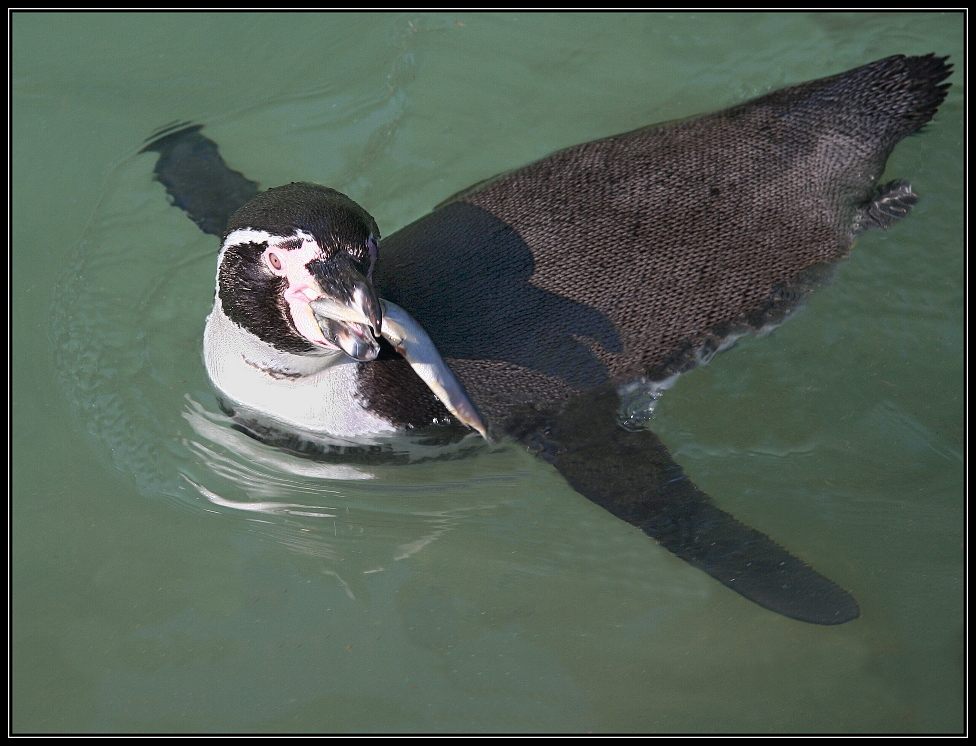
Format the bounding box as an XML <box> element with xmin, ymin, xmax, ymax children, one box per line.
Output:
<box><xmin>263</xmin><ymin>238</ymin><xmax>341</xmax><ymax>351</ymax></box>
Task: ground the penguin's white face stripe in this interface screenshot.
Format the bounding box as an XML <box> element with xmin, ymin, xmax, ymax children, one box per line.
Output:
<box><xmin>220</xmin><ymin>227</ymin><xmax>342</xmax><ymax>352</ymax></box>
<box><xmin>220</xmin><ymin>227</ymin><xmax>278</xmax><ymax>254</ymax></box>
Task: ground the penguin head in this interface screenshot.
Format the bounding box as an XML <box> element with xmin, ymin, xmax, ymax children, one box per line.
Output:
<box><xmin>216</xmin><ymin>182</ymin><xmax>383</xmax><ymax>361</ymax></box>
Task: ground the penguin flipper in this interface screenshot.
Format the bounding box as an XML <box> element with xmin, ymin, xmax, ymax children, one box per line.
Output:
<box><xmin>141</xmin><ymin>122</ymin><xmax>260</xmax><ymax>236</ymax></box>
<box><xmin>528</xmin><ymin>389</ymin><xmax>860</xmax><ymax>625</ymax></box>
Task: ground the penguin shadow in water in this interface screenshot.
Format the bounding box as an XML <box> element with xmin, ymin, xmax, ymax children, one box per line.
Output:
<box><xmin>142</xmin><ymin>55</ymin><xmax>952</xmax><ymax>626</ymax></box>
<box><xmin>376</xmin><ymin>201</ymin><xmax>620</xmax><ymax>390</ymax></box>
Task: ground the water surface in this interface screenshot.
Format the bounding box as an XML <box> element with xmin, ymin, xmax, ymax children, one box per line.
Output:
<box><xmin>13</xmin><ymin>11</ymin><xmax>963</xmax><ymax>733</ymax></box>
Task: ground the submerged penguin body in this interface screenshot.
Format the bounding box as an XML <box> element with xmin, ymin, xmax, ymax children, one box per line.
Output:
<box><xmin>144</xmin><ymin>54</ymin><xmax>951</xmax><ymax>624</ymax></box>
<box><xmin>375</xmin><ymin>55</ymin><xmax>950</xmax><ymax>430</ymax></box>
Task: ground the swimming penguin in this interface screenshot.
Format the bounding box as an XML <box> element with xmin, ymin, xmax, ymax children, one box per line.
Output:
<box><xmin>143</xmin><ymin>54</ymin><xmax>951</xmax><ymax>625</ymax></box>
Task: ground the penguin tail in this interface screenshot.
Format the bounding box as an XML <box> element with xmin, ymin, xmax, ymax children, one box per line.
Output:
<box><xmin>141</xmin><ymin>122</ymin><xmax>260</xmax><ymax>237</ymax></box>
<box><xmin>530</xmin><ymin>389</ymin><xmax>860</xmax><ymax>625</ymax></box>
<box><xmin>855</xmin><ymin>53</ymin><xmax>953</xmax><ymax>136</ymax></box>
<box><xmin>751</xmin><ymin>53</ymin><xmax>952</xmax><ymax>147</ymax></box>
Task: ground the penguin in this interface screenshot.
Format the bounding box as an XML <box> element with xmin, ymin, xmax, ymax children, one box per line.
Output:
<box><xmin>142</xmin><ymin>54</ymin><xmax>951</xmax><ymax>625</ymax></box>
<box><xmin>201</xmin><ymin>181</ymin><xmax>488</xmax><ymax>453</ymax></box>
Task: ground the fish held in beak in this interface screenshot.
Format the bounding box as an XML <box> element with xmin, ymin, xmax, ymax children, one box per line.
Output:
<box><xmin>304</xmin><ymin>251</ymin><xmax>383</xmax><ymax>362</ymax></box>
<box><xmin>309</xmin><ymin>286</ymin><xmax>382</xmax><ymax>362</ymax></box>
<box><xmin>378</xmin><ymin>299</ymin><xmax>489</xmax><ymax>440</ymax></box>
<box><xmin>315</xmin><ymin>315</ymin><xmax>380</xmax><ymax>362</ymax></box>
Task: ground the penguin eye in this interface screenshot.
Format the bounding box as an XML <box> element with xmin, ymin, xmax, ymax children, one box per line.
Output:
<box><xmin>267</xmin><ymin>252</ymin><xmax>282</xmax><ymax>271</ymax></box>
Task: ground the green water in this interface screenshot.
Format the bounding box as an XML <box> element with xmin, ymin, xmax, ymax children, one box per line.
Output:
<box><xmin>13</xmin><ymin>11</ymin><xmax>963</xmax><ymax>733</ymax></box>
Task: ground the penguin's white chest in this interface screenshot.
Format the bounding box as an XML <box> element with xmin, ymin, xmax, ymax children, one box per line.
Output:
<box><xmin>203</xmin><ymin>307</ymin><xmax>397</xmax><ymax>440</ymax></box>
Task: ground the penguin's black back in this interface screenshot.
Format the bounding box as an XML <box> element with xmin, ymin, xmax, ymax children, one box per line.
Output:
<box><xmin>374</xmin><ymin>54</ymin><xmax>951</xmax><ymax>430</ymax></box>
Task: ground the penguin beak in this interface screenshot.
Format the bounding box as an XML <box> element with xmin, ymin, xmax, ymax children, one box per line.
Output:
<box><xmin>307</xmin><ymin>254</ymin><xmax>383</xmax><ymax>362</ymax></box>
